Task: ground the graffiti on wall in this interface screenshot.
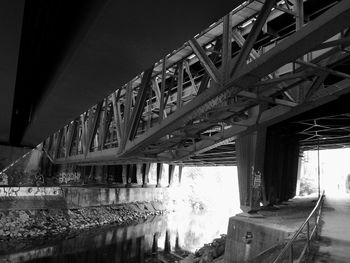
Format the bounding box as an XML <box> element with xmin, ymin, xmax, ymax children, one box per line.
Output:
<box><xmin>58</xmin><ymin>171</ymin><xmax>82</xmax><ymax>185</ymax></box>
<box><xmin>0</xmin><ymin>173</ymin><xmax>8</xmax><ymax>186</ymax></box>
<box><xmin>0</xmin><ymin>187</ymin><xmax>62</xmax><ymax>197</ymax></box>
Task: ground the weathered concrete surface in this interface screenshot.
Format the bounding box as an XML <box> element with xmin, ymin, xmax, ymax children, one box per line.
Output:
<box><xmin>313</xmin><ymin>194</ymin><xmax>350</xmax><ymax>263</ymax></box>
<box><xmin>0</xmin><ymin>187</ymin><xmax>64</xmax><ymax>211</ymax></box>
<box><xmin>0</xmin><ymin>196</ymin><xmax>67</xmax><ymax>211</ymax></box>
<box><xmin>224</xmin><ymin>197</ymin><xmax>317</xmax><ymax>263</ymax></box>
<box><xmin>0</xmin><ymin>186</ymin><xmax>176</xmax><ymax>210</ymax></box>
<box><xmin>62</xmin><ymin>186</ymin><xmax>174</xmax><ymax>208</ymax></box>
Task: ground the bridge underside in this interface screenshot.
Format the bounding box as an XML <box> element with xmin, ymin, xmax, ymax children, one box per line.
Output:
<box><xmin>2</xmin><ymin>0</ymin><xmax>350</xmax><ymax>212</ymax></box>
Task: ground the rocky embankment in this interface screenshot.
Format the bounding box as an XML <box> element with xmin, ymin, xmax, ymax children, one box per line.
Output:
<box><xmin>181</xmin><ymin>235</ymin><xmax>226</xmax><ymax>263</ymax></box>
<box><xmin>0</xmin><ymin>201</ymin><xmax>166</xmax><ymax>241</ymax></box>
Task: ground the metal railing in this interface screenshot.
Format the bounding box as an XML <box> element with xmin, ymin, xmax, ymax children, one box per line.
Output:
<box><xmin>273</xmin><ymin>191</ymin><xmax>325</xmax><ymax>263</ymax></box>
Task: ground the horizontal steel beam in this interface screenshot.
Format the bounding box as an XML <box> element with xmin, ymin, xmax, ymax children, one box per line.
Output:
<box><xmin>121</xmin><ymin>1</ymin><xmax>350</xmax><ymax>159</ymax></box>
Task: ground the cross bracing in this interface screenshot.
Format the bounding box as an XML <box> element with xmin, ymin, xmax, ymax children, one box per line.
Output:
<box><xmin>41</xmin><ymin>0</ymin><xmax>350</xmax><ymax>166</ymax></box>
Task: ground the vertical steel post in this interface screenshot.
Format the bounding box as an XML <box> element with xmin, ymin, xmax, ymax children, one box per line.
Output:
<box><xmin>317</xmin><ymin>139</ymin><xmax>321</xmax><ymax>198</ymax></box>
<box><xmin>307</xmin><ymin>221</ymin><xmax>310</xmax><ymax>252</ymax></box>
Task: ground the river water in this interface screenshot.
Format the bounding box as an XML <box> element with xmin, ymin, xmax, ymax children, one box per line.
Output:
<box><xmin>0</xmin><ymin>209</ymin><xmax>236</xmax><ymax>263</ymax></box>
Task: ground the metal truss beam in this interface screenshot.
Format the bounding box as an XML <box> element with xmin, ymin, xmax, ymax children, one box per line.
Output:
<box><xmin>167</xmin><ymin>79</ymin><xmax>350</xmax><ymax>162</ymax></box>
<box><xmin>111</xmin><ymin>90</ymin><xmax>122</xmax><ymax>144</ymax></box>
<box><xmin>127</xmin><ymin>65</ymin><xmax>154</xmax><ymax>141</ymax></box>
<box><xmin>230</xmin><ymin>0</ymin><xmax>277</xmax><ymax>78</ymax></box>
<box><xmin>121</xmin><ymin>1</ymin><xmax>350</xmax><ymax>159</ymax></box>
<box><xmin>188</xmin><ymin>38</ymin><xmax>222</xmax><ymax>84</ymax></box>
<box><xmin>51</xmin><ymin>1</ymin><xmax>350</xmax><ymax>166</ymax></box>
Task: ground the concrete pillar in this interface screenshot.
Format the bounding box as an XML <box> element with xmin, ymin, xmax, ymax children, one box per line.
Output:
<box><xmin>135</xmin><ymin>164</ymin><xmax>143</xmax><ymax>185</ymax></box>
<box><xmin>169</xmin><ymin>165</ymin><xmax>175</xmax><ymax>186</ymax></box>
<box><xmin>138</xmin><ymin>237</ymin><xmax>145</xmax><ymax>263</ymax></box>
<box><xmin>152</xmin><ymin>232</ymin><xmax>159</xmax><ymax>253</ymax></box>
<box><xmin>178</xmin><ymin>165</ymin><xmax>183</xmax><ymax>184</ymax></box>
<box><xmin>122</xmin><ymin>165</ymin><xmax>127</xmax><ymax>186</ymax></box>
<box><xmin>94</xmin><ymin>165</ymin><xmax>105</xmax><ymax>184</ymax></box>
<box><xmin>148</xmin><ymin>163</ymin><xmax>158</xmax><ymax>185</ymax></box>
<box><xmin>161</xmin><ymin>163</ymin><xmax>169</xmax><ymax>187</ymax></box>
<box><xmin>102</xmin><ymin>165</ymin><xmax>108</xmax><ymax>184</ymax></box>
<box><xmin>126</xmin><ymin>164</ymin><xmax>134</xmax><ymax>186</ymax></box>
<box><xmin>236</xmin><ymin>127</ymin><xmax>267</xmax><ymax>212</ymax></box>
<box><xmin>156</xmin><ymin>163</ymin><xmax>163</xmax><ymax>187</ymax></box>
<box><xmin>110</xmin><ymin>165</ymin><xmax>122</xmax><ymax>184</ymax></box>
<box><xmin>164</xmin><ymin>230</ymin><xmax>171</xmax><ymax>253</ymax></box>
<box><xmin>142</xmin><ymin>163</ymin><xmax>151</xmax><ymax>187</ymax></box>
<box><xmin>175</xmin><ymin>231</ymin><xmax>180</xmax><ymax>251</ymax></box>
<box><xmin>83</xmin><ymin>166</ymin><xmax>93</xmax><ymax>185</ymax></box>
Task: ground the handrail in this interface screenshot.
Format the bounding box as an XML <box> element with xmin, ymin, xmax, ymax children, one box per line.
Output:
<box><xmin>273</xmin><ymin>191</ymin><xmax>325</xmax><ymax>263</ymax></box>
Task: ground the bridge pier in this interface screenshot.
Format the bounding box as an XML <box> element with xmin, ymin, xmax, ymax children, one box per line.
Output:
<box><xmin>236</xmin><ymin>127</ymin><xmax>267</xmax><ymax>212</ymax></box>
<box><xmin>226</xmin><ymin>124</ymin><xmax>302</xmax><ymax>261</ymax></box>
<box><xmin>236</xmin><ymin>122</ymin><xmax>301</xmax><ymax>212</ymax></box>
<box><xmin>264</xmin><ymin>126</ymin><xmax>300</xmax><ymax>203</ymax></box>
<box><xmin>168</xmin><ymin>165</ymin><xmax>175</xmax><ymax>187</ymax></box>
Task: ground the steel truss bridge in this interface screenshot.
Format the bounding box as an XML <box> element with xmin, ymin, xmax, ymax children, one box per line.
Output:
<box><xmin>42</xmin><ymin>0</ymin><xmax>350</xmax><ymax>167</ymax></box>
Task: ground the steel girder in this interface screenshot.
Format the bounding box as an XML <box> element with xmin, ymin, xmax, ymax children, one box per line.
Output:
<box><xmin>49</xmin><ymin>0</ymin><xmax>350</xmax><ymax>166</ymax></box>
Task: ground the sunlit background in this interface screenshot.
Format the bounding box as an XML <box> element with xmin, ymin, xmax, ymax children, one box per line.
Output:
<box><xmin>166</xmin><ymin>166</ymin><xmax>241</xmax><ymax>252</ymax></box>
<box><xmin>300</xmin><ymin>148</ymin><xmax>350</xmax><ymax>197</ymax></box>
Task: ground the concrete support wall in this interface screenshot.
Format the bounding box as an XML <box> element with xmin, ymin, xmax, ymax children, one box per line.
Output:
<box><xmin>62</xmin><ymin>187</ymin><xmax>174</xmax><ymax>208</ymax></box>
<box><xmin>224</xmin><ymin>216</ymin><xmax>290</xmax><ymax>263</ymax></box>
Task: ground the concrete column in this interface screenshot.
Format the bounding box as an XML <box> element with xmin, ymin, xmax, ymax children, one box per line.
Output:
<box><xmin>169</xmin><ymin>165</ymin><xmax>175</xmax><ymax>186</ymax></box>
<box><xmin>122</xmin><ymin>165</ymin><xmax>127</xmax><ymax>186</ymax></box>
<box><xmin>175</xmin><ymin>231</ymin><xmax>180</xmax><ymax>251</ymax></box>
<box><xmin>152</xmin><ymin>232</ymin><xmax>159</xmax><ymax>253</ymax></box>
<box><xmin>178</xmin><ymin>165</ymin><xmax>183</xmax><ymax>184</ymax></box>
<box><xmin>164</xmin><ymin>230</ymin><xmax>171</xmax><ymax>253</ymax></box>
<box><xmin>236</xmin><ymin>127</ymin><xmax>267</xmax><ymax>213</ymax></box>
<box><xmin>156</xmin><ymin>163</ymin><xmax>163</xmax><ymax>187</ymax></box>
<box><xmin>111</xmin><ymin>165</ymin><xmax>121</xmax><ymax>184</ymax></box>
<box><xmin>102</xmin><ymin>165</ymin><xmax>108</xmax><ymax>184</ymax></box>
<box><xmin>162</xmin><ymin>164</ymin><xmax>169</xmax><ymax>187</ymax></box>
<box><xmin>138</xmin><ymin>237</ymin><xmax>145</xmax><ymax>263</ymax></box>
<box><xmin>146</xmin><ymin>163</ymin><xmax>157</xmax><ymax>186</ymax></box>
<box><xmin>142</xmin><ymin>163</ymin><xmax>151</xmax><ymax>187</ymax></box>
<box><xmin>126</xmin><ymin>164</ymin><xmax>133</xmax><ymax>186</ymax></box>
<box><xmin>94</xmin><ymin>165</ymin><xmax>105</xmax><ymax>184</ymax></box>
<box><xmin>136</xmin><ymin>164</ymin><xmax>143</xmax><ymax>185</ymax></box>
<box><xmin>84</xmin><ymin>166</ymin><xmax>93</xmax><ymax>185</ymax></box>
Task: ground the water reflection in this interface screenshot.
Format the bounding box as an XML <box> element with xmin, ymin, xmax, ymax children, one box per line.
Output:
<box><xmin>0</xmin><ymin>210</ymin><xmax>234</xmax><ymax>263</ymax></box>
